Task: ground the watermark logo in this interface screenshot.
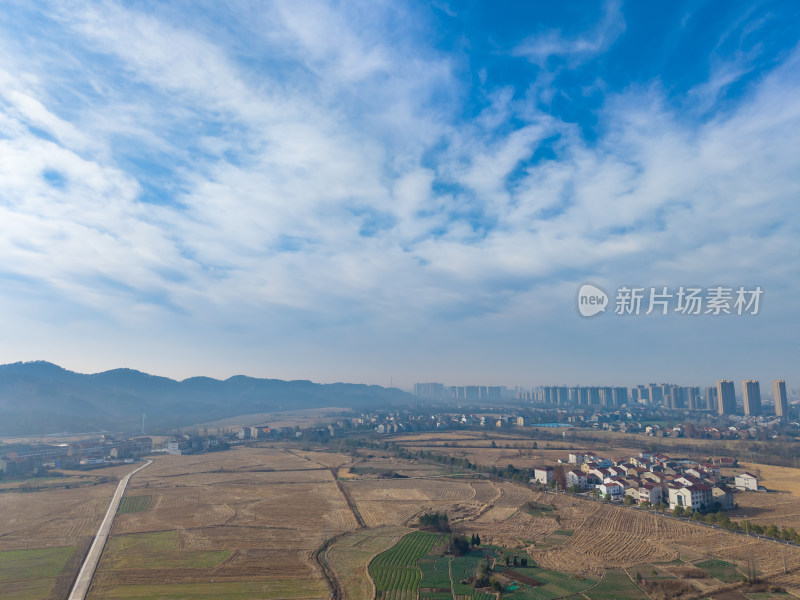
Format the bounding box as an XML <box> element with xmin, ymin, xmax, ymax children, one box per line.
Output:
<box><xmin>576</xmin><ymin>284</ymin><xmax>763</xmax><ymax>317</ymax></box>
<box><xmin>577</xmin><ymin>283</ymin><xmax>608</xmax><ymax>317</ymax></box>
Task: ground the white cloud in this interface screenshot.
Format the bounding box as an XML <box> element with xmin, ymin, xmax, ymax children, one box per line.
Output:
<box><xmin>0</xmin><ymin>2</ymin><xmax>797</xmax><ymax>383</ymax></box>
<box><xmin>513</xmin><ymin>0</ymin><xmax>626</xmax><ymax>66</ymax></box>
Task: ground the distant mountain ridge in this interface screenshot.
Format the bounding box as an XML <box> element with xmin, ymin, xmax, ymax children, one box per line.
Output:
<box><xmin>0</xmin><ymin>361</ymin><xmax>415</xmax><ymax>436</ymax></box>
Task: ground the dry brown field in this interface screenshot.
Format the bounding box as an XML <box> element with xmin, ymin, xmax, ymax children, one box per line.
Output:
<box><xmin>739</xmin><ymin>461</ymin><xmax>800</xmax><ymax>496</ymax></box>
<box><xmin>13</xmin><ymin>438</ymin><xmax>800</xmax><ymax>599</ymax></box>
<box><xmin>87</xmin><ymin>445</ymin><xmax>358</xmax><ymax>599</ymax></box>
<box><xmin>0</xmin><ymin>481</ymin><xmax>115</xmax><ymax>551</ymax></box>
<box><xmin>188</xmin><ymin>406</ymin><xmax>351</xmax><ymax>432</ymax></box>
<box><xmin>729</xmin><ymin>490</ymin><xmax>800</xmax><ymax>529</ymax></box>
<box><xmin>385</xmin><ymin>430</ymin><xmax>652</xmax><ymax>468</ymax></box>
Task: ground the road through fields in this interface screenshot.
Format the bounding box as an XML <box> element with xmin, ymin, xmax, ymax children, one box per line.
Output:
<box><xmin>68</xmin><ymin>459</ymin><xmax>152</xmax><ymax>600</ymax></box>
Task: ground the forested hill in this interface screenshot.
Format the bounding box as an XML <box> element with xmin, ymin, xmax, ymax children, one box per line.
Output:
<box><xmin>0</xmin><ymin>361</ymin><xmax>415</xmax><ymax>436</ymax></box>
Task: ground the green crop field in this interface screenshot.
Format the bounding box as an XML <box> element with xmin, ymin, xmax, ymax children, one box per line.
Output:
<box><xmin>585</xmin><ymin>569</ymin><xmax>647</xmax><ymax>599</ymax></box>
<box><xmin>117</xmin><ymin>494</ymin><xmax>152</xmax><ymax>514</ymax></box>
<box><xmin>0</xmin><ymin>546</ymin><xmax>75</xmax><ymax>581</ymax></box>
<box><xmin>419</xmin><ymin>555</ymin><xmax>451</xmax><ymax>589</ymax></box>
<box><xmin>451</xmin><ymin>554</ymin><xmax>484</xmax><ymax>594</ymax></box>
<box><xmin>370</xmin><ymin>531</ymin><xmax>443</xmax><ymax>598</ymax></box>
<box><xmin>695</xmin><ymin>558</ymin><xmax>741</xmax><ymax>582</ymax></box>
<box><xmin>0</xmin><ymin>546</ymin><xmax>76</xmax><ymax>600</ymax></box>
<box><xmin>502</xmin><ymin>567</ymin><xmax>597</xmax><ymax>600</ymax></box>
<box><xmin>101</xmin><ymin>531</ymin><xmax>230</xmax><ymax>570</ymax></box>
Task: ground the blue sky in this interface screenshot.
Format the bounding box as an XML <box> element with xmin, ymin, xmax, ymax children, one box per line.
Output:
<box><xmin>0</xmin><ymin>1</ymin><xmax>798</xmax><ymax>390</ymax></box>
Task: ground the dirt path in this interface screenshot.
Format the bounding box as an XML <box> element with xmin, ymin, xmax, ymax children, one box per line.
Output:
<box><xmin>330</xmin><ymin>468</ymin><xmax>366</xmax><ymax>529</ymax></box>
<box><xmin>313</xmin><ymin>534</ymin><xmax>345</xmax><ymax>600</ymax></box>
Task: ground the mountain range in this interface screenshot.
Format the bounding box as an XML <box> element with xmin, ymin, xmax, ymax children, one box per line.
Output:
<box><xmin>0</xmin><ymin>361</ymin><xmax>416</xmax><ymax>436</ymax></box>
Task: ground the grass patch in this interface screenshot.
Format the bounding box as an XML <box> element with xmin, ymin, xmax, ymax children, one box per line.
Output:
<box><xmin>523</xmin><ymin>501</ymin><xmax>557</xmax><ymax>518</ymax></box>
<box><xmin>0</xmin><ymin>577</ymin><xmax>57</xmax><ymax>600</ymax></box>
<box><xmin>0</xmin><ymin>546</ymin><xmax>75</xmax><ymax>581</ymax></box>
<box><xmin>118</xmin><ymin>495</ymin><xmax>152</xmax><ymax>514</ymax></box>
<box><xmin>501</xmin><ymin>567</ymin><xmax>597</xmax><ymax>600</ymax></box>
<box><xmin>695</xmin><ymin>558</ymin><xmax>741</xmax><ymax>582</ymax></box>
<box><xmin>102</xmin><ymin>532</ymin><xmax>230</xmax><ymax>570</ymax></box>
<box><xmin>585</xmin><ymin>569</ymin><xmax>647</xmax><ymax>599</ymax></box>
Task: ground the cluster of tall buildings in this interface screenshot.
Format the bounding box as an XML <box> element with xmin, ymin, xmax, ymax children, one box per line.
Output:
<box><xmin>533</xmin><ymin>386</ymin><xmax>628</xmax><ymax>407</ymax></box>
<box><xmin>414</xmin><ymin>379</ymin><xmax>791</xmax><ymax>421</ymax></box>
<box><xmin>524</xmin><ymin>379</ymin><xmax>790</xmax><ymax>420</ymax></box>
<box><xmin>631</xmin><ymin>384</ymin><xmax>704</xmax><ymax>410</ymax></box>
<box><xmin>413</xmin><ymin>383</ymin><xmax>503</xmax><ymax>401</ymax></box>
<box><xmin>715</xmin><ymin>379</ymin><xmax>789</xmax><ymax>419</ymax></box>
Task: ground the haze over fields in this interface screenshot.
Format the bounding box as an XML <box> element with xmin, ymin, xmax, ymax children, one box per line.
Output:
<box><xmin>0</xmin><ymin>2</ymin><xmax>797</xmax><ymax>389</ymax></box>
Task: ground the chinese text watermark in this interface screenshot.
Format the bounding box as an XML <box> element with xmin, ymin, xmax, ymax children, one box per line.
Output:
<box><xmin>577</xmin><ymin>284</ymin><xmax>762</xmax><ymax>317</ymax></box>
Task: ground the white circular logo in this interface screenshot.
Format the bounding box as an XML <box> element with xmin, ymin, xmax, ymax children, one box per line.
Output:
<box><xmin>577</xmin><ymin>283</ymin><xmax>608</xmax><ymax>317</ymax></box>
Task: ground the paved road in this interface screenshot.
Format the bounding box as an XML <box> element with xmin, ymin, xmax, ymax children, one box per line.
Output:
<box><xmin>68</xmin><ymin>460</ymin><xmax>152</xmax><ymax>600</ymax></box>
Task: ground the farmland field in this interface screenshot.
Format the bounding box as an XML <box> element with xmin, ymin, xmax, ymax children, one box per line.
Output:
<box><xmin>117</xmin><ymin>495</ymin><xmax>151</xmax><ymax>514</ymax></box>
<box><xmin>585</xmin><ymin>569</ymin><xmax>647</xmax><ymax>598</ymax></box>
<box><xmin>369</xmin><ymin>531</ymin><xmax>443</xmax><ymax>598</ymax></box>
<box><xmin>326</xmin><ymin>526</ymin><xmax>407</xmax><ymax>600</ymax></box>
<box><xmin>87</xmin><ymin>445</ymin><xmax>358</xmax><ymax>599</ymax></box>
<box><xmin>11</xmin><ymin>437</ymin><xmax>800</xmax><ymax>599</ymax></box>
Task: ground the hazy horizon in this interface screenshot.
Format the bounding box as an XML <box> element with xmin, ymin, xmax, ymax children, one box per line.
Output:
<box><xmin>1</xmin><ymin>2</ymin><xmax>797</xmax><ymax>388</ymax></box>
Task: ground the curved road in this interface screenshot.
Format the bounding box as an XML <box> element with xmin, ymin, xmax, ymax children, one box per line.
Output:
<box><xmin>68</xmin><ymin>460</ymin><xmax>153</xmax><ymax>600</ymax></box>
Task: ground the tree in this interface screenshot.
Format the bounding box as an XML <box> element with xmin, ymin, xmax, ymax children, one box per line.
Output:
<box><xmin>521</xmin><ymin>557</ymin><xmax>528</xmax><ymax>567</ymax></box>
<box><xmin>673</xmin><ymin>505</ymin><xmax>685</xmax><ymax>517</ymax></box>
<box><xmin>766</xmin><ymin>524</ymin><xmax>779</xmax><ymax>538</ymax></box>
<box><xmin>553</xmin><ymin>465</ymin><xmax>567</xmax><ymax>491</ymax></box>
<box><xmin>419</xmin><ymin>512</ymin><xmax>450</xmax><ymax>532</ymax></box>
<box><xmin>475</xmin><ymin>533</ymin><xmax>481</xmax><ymax>546</ymax></box>
<box><xmin>451</xmin><ymin>534</ymin><xmax>470</xmax><ymax>556</ymax></box>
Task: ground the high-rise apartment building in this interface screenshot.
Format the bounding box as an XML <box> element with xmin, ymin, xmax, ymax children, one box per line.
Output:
<box><xmin>742</xmin><ymin>380</ymin><xmax>761</xmax><ymax>417</ymax></box>
<box><xmin>687</xmin><ymin>387</ymin><xmax>700</xmax><ymax>410</ymax></box>
<box><xmin>414</xmin><ymin>383</ymin><xmax>445</xmax><ymax>399</ymax></box>
<box><xmin>774</xmin><ymin>380</ymin><xmax>789</xmax><ymax>421</ymax></box>
<box><xmin>705</xmin><ymin>386</ymin><xmax>718</xmax><ymax>411</ymax></box>
<box><xmin>717</xmin><ymin>380</ymin><xmax>737</xmax><ymax>415</ymax></box>
<box><xmin>557</xmin><ymin>386</ymin><xmax>569</xmax><ymax>405</ymax></box>
<box><xmin>613</xmin><ymin>387</ymin><xmax>628</xmax><ymax>406</ymax></box>
<box><xmin>649</xmin><ymin>384</ymin><xmax>664</xmax><ymax>406</ymax></box>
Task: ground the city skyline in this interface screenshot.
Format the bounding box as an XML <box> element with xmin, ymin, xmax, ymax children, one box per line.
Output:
<box><xmin>0</xmin><ymin>2</ymin><xmax>797</xmax><ymax>387</ymax></box>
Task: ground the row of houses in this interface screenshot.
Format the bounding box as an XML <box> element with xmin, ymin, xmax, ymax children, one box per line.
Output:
<box><xmin>532</xmin><ymin>450</ymin><xmax>757</xmax><ymax>512</ymax></box>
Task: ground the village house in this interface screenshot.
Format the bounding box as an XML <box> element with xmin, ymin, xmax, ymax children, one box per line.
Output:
<box><xmin>532</xmin><ymin>466</ymin><xmax>554</xmax><ymax>486</ymax></box>
<box><xmin>639</xmin><ymin>482</ymin><xmax>663</xmax><ymax>505</ymax></box>
<box><xmin>734</xmin><ymin>472</ymin><xmax>759</xmax><ymax>491</ymax></box>
<box><xmin>599</xmin><ymin>481</ymin><xmax>624</xmax><ymax>500</ymax></box>
<box><xmin>567</xmin><ymin>469</ymin><xmax>590</xmax><ymax>490</ymax></box>
<box><xmin>668</xmin><ymin>483</ymin><xmax>712</xmax><ymax>511</ymax></box>
<box><xmin>712</xmin><ymin>484</ymin><xmax>735</xmax><ymax>509</ymax></box>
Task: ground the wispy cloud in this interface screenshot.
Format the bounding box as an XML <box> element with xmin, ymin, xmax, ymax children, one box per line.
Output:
<box><xmin>513</xmin><ymin>0</ymin><xmax>626</xmax><ymax>67</ymax></box>
<box><xmin>0</xmin><ymin>1</ymin><xmax>797</xmax><ymax>383</ymax></box>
